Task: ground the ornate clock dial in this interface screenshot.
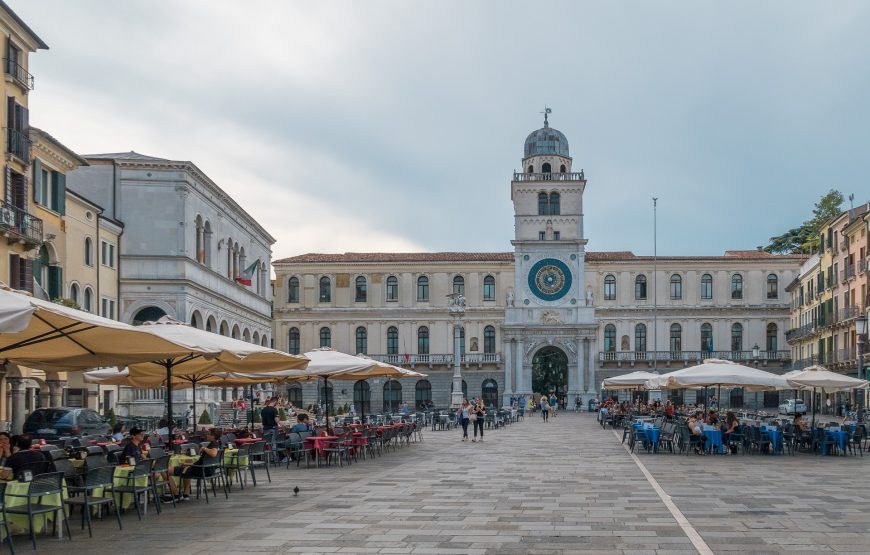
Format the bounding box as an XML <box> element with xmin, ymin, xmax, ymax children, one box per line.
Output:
<box><xmin>528</xmin><ymin>258</ymin><xmax>572</xmax><ymax>301</ymax></box>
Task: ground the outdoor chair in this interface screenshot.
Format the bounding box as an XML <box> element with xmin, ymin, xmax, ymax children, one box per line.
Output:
<box><xmin>782</xmin><ymin>423</ymin><xmax>797</xmax><ymax>455</ymax></box>
<box><xmin>50</xmin><ymin>458</ymin><xmax>82</xmax><ymax>488</ymax></box>
<box><xmin>114</xmin><ymin>458</ymin><xmax>158</xmax><ymax>520</ymax></box>
<box><xmin>64</xmin><ymin>465</ymin><xmax>122</xmax><ymax>537</ymax></box>
<box><xmin>248</xmin><ymin>441</ymin><xmax>272</xmax><ymax>484</ymax></box>
<box><xmin>149</xmin><ymin>455</ymin><xmax>176</xmax><ymax>512</ymax></box>
<box><xmin>84</xmin><ymin>452</ymin><xmax>108</xmax><ymax>471</ymax></box>
<box><xmin>15</xmin><ymin>460</ymin><xmax>49</xmax><ymax>481</ymax></box>
<box><xmin>813</xmin><ymin>427</ymin><xmax>836</xmax><ymax>455</ymax></box>
<box><xmin>628</xmin><ymin>427</ymin><xmax>646</xmax><ymax>454</ymax></box>
<box><xmin>147</xmin><ymin>446</ymin><xmax>166</xmax><ymax>460</ymax></box>
<box><xmin>5</xmin><ymin>471</ymin><xmax>72</xmax><ymax>550</ymax></box>
<box><xmin>848</xmin><ymin>426</ymin><xmax>864</xmax><ymax>457</ymax></box>
<box><xmin>189</xmin><ymin>448</ymin><xmax>228</xmax><ymax>504</ymax></box>
<box><xmin>678</xmin><ymin>426</ymin><xmax>702</xmax><ymax>455</ymax></box>
<box><xmin>658</xmin><ymin>422</ymin><xmax>676</xmax><ymax>454</ymax></box>
<box><xmin>320</xmin><ymin>436</ymin><xmax>350</xmax><ymax>468</ymax></box>
<box><xmin>285</xmin><ymin>433</ymin><xmax>314</xmax><ymax>468</ymax></box>
<box><xmin>0</xmin><ymin>482</ymin><xmax>14</xmax><ymax>553</ymax></box>
<box><xmin>225</xmin><ymin>445</ymin><xmax>252</xmax><ymax>489</ymax></box>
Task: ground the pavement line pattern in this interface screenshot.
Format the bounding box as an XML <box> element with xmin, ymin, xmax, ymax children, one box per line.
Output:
<box><xmin>615</xmin><ymin>429</ymin><xmax>714</xmax><ymax>555</ymax></box>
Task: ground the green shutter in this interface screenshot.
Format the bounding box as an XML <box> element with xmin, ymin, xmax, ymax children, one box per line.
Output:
<box><xmin>32</xmin><ymin>159</ymin><xmax>42</xmax><ymax>205</ymax></box>
<box><xmin>48</xmin><ymin>266</ymin><xmax>62</xmax><ymax>300</ymax></box>
<box><xmin>52</xmin><ymin>172</ymin><xmax>66</xmax><ymax>215</ymax></box>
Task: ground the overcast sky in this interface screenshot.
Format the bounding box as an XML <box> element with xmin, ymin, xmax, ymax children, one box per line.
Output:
<box><xmin>15</xmin><ymin>1</ymin><xmax>870</xmax><ymax>260</ymax></box>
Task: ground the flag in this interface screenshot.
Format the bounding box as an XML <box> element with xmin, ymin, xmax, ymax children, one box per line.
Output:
<box><xmin>235</xmin><ymin>260</ymin><xmax>258</xmax><ymax>286</ymax></box>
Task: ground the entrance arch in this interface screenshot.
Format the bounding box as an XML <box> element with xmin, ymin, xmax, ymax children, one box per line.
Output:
<box><xmin>532</xmin><ymin>346</ymin><xmax>568</xmax><ymax>397</ymax></box>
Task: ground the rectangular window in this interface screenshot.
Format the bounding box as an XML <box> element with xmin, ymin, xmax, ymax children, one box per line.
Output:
<box><xmin>417</xmin><ymin>279</ymin><xmax>429</xmax><ymax>302</ymax></box>
<box><xmin>483</xmin><ymin>279</ymin><xmax>495</xmax><ymax>301</ymax></box>
<box><xmin>101</xmin><ymin>298</ymin><xmax>116</xmax><ymax>319</ymax></box>
<box><xmin>386</xmin><ymin>278</ymin><xmax>398</xmax><ymax>301</ymax></box>
<box><xmin>539</xmin><ymin>231</ymin><xmax>546</xmax><ymax>240</ymax></box>
<box><xmin>101</xmin><ymin>241</ymin><xmax>116</xmax><ymax>268</ymax></box>
<box><xmin>553</xmin><ymin>231</ymin><xmax>560</xmax><ymax>240</ymax></box>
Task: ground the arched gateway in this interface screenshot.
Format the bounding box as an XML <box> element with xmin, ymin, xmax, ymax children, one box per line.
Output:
<box><xmin>532</xmin><ymin>346</ymin><xmax>568</xmax><ymax>398</ymax></box>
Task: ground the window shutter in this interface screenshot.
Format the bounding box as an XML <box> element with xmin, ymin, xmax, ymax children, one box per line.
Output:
<box><xmin>8</xmin><ymin>254</ymin><xmax>19</xmax><ymax>290</ymax></box>
<box><xmin>32</xmin><ymin>158</ymin><xmax>42</xmax><ymax>205</ymax></box>
<box><xmin>6</xmin><ymin>96</ymin><xmax>14</xmax><ymax>129</ymax></box>
<box><xmin>20</xmin><ymin>258</ymin><xmax>32</xmax><ymax>294</ymax></box>
<box><xmin>53</xmin><ymin>171</ymin><xmax>65</xmax><ymax>214</ymax></box>
<box><xmin>48</xmin><ymin>265</ymin><xmax>62</xmax><ymax>300</ymax></box>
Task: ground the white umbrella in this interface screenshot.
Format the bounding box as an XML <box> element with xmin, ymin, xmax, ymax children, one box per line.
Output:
<box><xmin>785</xmin><ymin>365</ymin><xmax>868</xmax><ymax>428</ymax></box>
<box><xmin>602</xmin><ymin>371</ymin><xmax>661</xmax><ymax>389</ymax></box>
<box><xmin>0</xmin><ymin>287</ymin><xmax>34</xmax><ymax>333</ymax></box>
<box><xmin>646</xmin><ymin>359</ymin><xmax>788</xmax><ymax>391</ymax></box>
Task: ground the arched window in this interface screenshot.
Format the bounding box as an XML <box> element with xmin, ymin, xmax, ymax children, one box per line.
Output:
<box><xmin>84</xmin><ymin>237</ymin><xmax>93</xmax><ymax>266</ymax></box>
<box><xmin>635</xmin><ymin>275</ymin><xmax>647</xmax><ymax>300</ymax></box>
<box><xmin>538</xmin><ymin>192</ymin><xmax>548</xmax><ymax>215</ymax></box>
<box><xmin>603</xmin><ymin>274</ymin><xmax>616</xmax><ymax>300</ymax></box>
<box><xmin>766</xmin><ymin>323</ymin><xmax>778</xmax><ymax>352</ymax></box>
<box><xmin>731</xmin><ymin>323</ymin><xmax>743</xmax><ymax>352</ymax></box>
<box><xmin>549</xmin><ymin>192</ymin><xmax>560</xmax><ymax>215</ymax></box>
<box><xmin>69</xmin><ymin>283</ymin><xmax>80</xmax><ymax>305</ymax></box>
<box><xmin>542</xmin><ymin>162</ymin><xmax>552</xmax><ymax>173</ymax></box>
<box><xmin>559</xmin><ymin>164</ymin><xmax>566</xmax><ymax>173</ymax></box>
<box><xmin>417</xmin><ymin>276</ymin><xmax>429</xmax><ymax>301</ymax></box>
<box><xmin>483</xmin><ymin>325</ymin><xmax>496</xmax><ymax>354</ymax></box>
<box><xmin>355</xmin><ymin>276</ymin><xmax>367</xmax><ymax>302</ymax></box>
<box><xmin>482</xmin><ymin>378</ymin><xmax>498</xmax><ymax>407</ymax></box>
<box><xmin>527</xmin><ymin>165</ymin><xmax>533</xmax><ymax>173</ymax></box>
<box><xmin>383</xmin><ymin>379</ymin><xmax>402</xmax><ymax>412</ymax></box>
<box><xmin>354</xmin><ymin>380</ymin><xmax>371</xmax><ymax>414</ymax></box>
<box><xmin>483</xmin><ymin>275</ymin><xmax>496</xmax><ymax>301</ymax></box>
<box><xmin>203</xmin><ymin>221</ymin><xmax>212</xmax><ymax>267</ymax></box>
<box><xmin>669</xmin><ymin>323</ymin><xmax>682</xmax><ymax>352</ymax></box>
<box><xmin>670</xmin><ymin>274</ymin><xmax>682</xmax><ymax>300</ymax></box>
<box><xmin>319</xmin><ymin>327</ymin><xmax>331</xmax><ymax>348</ymax></box>
<box><xmin>190</xmin><ymin>310</ymin><xmax>203</xmax><ymax>329</ymax></box>
<box><xmin>701</xmin><ymin>323</ymin><xmax>713</xmax><ymax>353</ymax></box>
<box><xmin>729</xmin><ymin>388</ymin><xmax>744</xmax><ymax>408</ymax></box>
<box><xmin>387</xmin><ymin>326</ymin><xmax>399</xmax><ymax>355</ymax></box>
<box><xmin>767</xmin><ymin>274</ymin><xmax>778</xmax><ymax>299</ymax></box>
<box><xmin>452</xmin><ymin>275</ymin><xmax>464</xmax><ymax>296</ymax></box>
<box><xmin>319</xmin><ymin>276</ymin><xmax>331</xmax><ymax>302</ymax></box>
<box><xmin>195</xmin><ymin>215</ymin><xmax>204</xmax><ymax>263</ymax></box>
<box><xmin>132</xmin><ymin>306</ymin><xmax>167</xmax><ymax>326</ymax></box>
<box><xmin>604</xmin><ymin>324</ymin><xmax>617</xmax><ymax>352</ymax></box>
<box><xmin>386</xmin><ymin>276</ymin><xmax>398</xmax><ymax>302</ymax></box>
<box><xmin>635</xmin><ymin>323</ymin><xmax>647</xmax><ymax>353</ymax></box>
<box><xmin>287</xmin><ymin>277</ymin><xmax>299</xmax><ymax>303</ymax></box>
<box><xmin>355</xmin><ymin>326</ymin><xmax>367</xmax><ymax>355</ymax></box>
<box><xmin>701</xmin><ymin>273</ymin><xmax>713</xmax><ymax>300</ymax></box>
<box><xmin>287</xmin><ymin>385</ymin><xmax>302</xmax><ymax>406</ymax></box>
<box><xmin>731</xmin><ymin>274</ymin><xmax>743</xmax><ymax>300</ymax></box>
<box><xmin>288</xmin><ymin>327</ymin><xmax>300</xmax><ymax>354</ymax></box>
<box><xmin>415</xmin><ymin>380</ymin><xmax>431</xmax><ymax>409</ymax></box>
<box><xmin>417</xmin><ymin>326</ymin><xmax>429</xmax><ymax>355</ymax></box>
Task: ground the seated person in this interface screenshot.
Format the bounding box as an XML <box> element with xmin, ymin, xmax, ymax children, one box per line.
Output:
<box><xmin>723</xmin><ymin>411</ymin><xmax>739</xmax><ymax>453</ymax></box>
<box><xmin>155</xmin><ymin>418</ymin><xmax>170</xmax><ymax>437</ymax></box>
<box><xmin>121</xmin><ymin>427</ymin><xmax>146</xmax><ymax>464</ymax></box>
<box><xmin>687</xmin><ymin>413</ymin><xmax>707</xmax><ymax>455</ymax></box>
<box><xmin>167</xmin><ymin>428</ymin><xmax>220</xmax><ymax>501</ymax></box>
<box><xmin>5</xmin><ymin>435</ymin><xmax>45</xmax><ymax>479</ymax></box>
<box><xmin>111</xmin><ymin>422</ymin><xmax>126</xmax><ymax>442</ymax></box>
<box><xmin>793</xmin><ymin>414</ymin><xmax>808</xmax><ymax>433</ymax></box>
<box><xmin>290</xmin><ymin>414</ymin><xmax>311</xmax><ymax>433</ymax></box>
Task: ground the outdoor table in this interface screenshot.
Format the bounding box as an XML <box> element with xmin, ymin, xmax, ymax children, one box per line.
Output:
<box><xmin>113</xmin><ymin>464</ymin><xmax>149</xmax><ymax>510</ymax></box>
<box><xmin>633</xmin><ymin>422</ymin><xmax>660</xmax><ymax>452</ymax></box>
<box><xmin>2</xmin><ymin>479</ymin><xmax>69</xmax><ymax>538</ymax></box>
<box><xmin>824</xmin><ymin>428</ymin><xmax>848</xmax><ymax>455</ymax></box>
<box><xmin>760</xmin><ymin>426</ymin><xmax>783</xmax><ymax>454</ymax></box>
<box><xmin>304</xmin><ymin>436</ymin><xmax>338</xmax><ymax>460</ymax></box>
<box><xmin>231</xmin><ymin>437</ymin><xmax>260</xmax><ymax>445</ymax></box>
<box><xmin>702</xmin><ymin>428</ymin><xmax>725</xmax><ymax>454</ymax></box>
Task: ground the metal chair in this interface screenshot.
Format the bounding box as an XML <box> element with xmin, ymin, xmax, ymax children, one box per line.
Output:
<box><xmin>224</xmin><ymin>445</ymin><xmax>252</xmax><ymax>489</ymax></box>
<box><xmin>4</xmin><ymin>472</ymin><xmax>71</xmax><ymax>549</ymax></box>
<box><xmin>113</xmin><ymin>459</ymin><xmax>158</xmax><ymax>520</ymax></box>
<box><xmin>248</xmin><ymin>441</ymin><xmax>271</xmax><ymax>484</ymax></box>
<box><xmin>0</xmin><ymin>482</ymin><xmax>15</xmax><ymax>553</ymax></box>
<box><xmin>149</xmin><ymin>455</ymin><xmax>176</xmax><ymax>512</ymax></box>
<box><xmin>64</xmin><ymin>465</ymin><xmax>122</xmax><ymax>537</ymax></box>
<box><xmin>188</xmin><ymin>448</ymin><xmax>228</xmax><ymax>504</ymax></box>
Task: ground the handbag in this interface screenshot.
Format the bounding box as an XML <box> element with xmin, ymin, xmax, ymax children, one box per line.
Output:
<box><xmin>469</xmin><ymin>413</ymin><xmax>477</xmax><ymax>422</ymax></box>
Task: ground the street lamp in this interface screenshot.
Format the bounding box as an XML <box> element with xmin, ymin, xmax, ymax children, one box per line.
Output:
<box><xmin>447</xmin><ymin>292</ymin><xmax>466</xmax><ymax>409</ymax></box>
<box><xmin>752</xmin><ymin>344</ymin><xmax>760</xmax><ymax>366</ymax></box>
<box><xmin>856</xmin><ymin>313</ymin><xmax>868</xmax><ymax>409</ymax></box>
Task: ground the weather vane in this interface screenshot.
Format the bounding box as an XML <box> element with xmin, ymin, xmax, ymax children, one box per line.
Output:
<box><xmin>541</xmin><ymin>105</ymin><xmax>551</xmax><ymax>127</ymax></box>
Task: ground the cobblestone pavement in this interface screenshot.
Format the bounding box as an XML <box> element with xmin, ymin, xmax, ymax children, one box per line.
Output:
<box><xmin>34</xmin><ymin>413</ymin><xmax>870</xmax><ymax>554</ymax></box>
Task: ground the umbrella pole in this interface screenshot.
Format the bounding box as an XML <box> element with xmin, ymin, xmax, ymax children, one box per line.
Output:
<box><xmin>191</xmin><ymin>378</ymin><xmax>197</xmax><ymax>435</ymax></box>
<box><xmin>165</xmin><ymin>362</ymin><xmax>173</xmax><ymax>438</ymax></box>
<box><xmin>812</xmin><ymin>387</ymin><xmax>816</xmax><ymax>429</ymax></box>
<box><xmin>249</xmin><ymin>385</ymin><xmax>254</xmax><ymax>432</ymax></box>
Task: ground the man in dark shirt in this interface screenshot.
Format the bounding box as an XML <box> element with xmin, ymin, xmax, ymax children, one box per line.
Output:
<box><xmin>260</xmin><ymin>399</ymin><xmax>279</xmax><ymax>458</ymax></box>
<box><xmin>6</xmin><ymin>435</ymin><xmax>45</xmax><ymax>479</ymax></box>
<box><xmin>121</xmin><ymin>427</ymin><xmax>145</xmax><ymax>465</ymax></box>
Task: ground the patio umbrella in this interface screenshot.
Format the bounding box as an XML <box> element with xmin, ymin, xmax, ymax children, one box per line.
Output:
<box><xmin>127</xmin><ymin>317</ymin><xmax>309</xmax><ymax>431</ymax></box>
<box><xmin>646</xmin><ymin>359</ymin><xmax>789</xmax><ymax>392</ymax></box>
<box><xmin>0</xmin><ymin>289</ymin><xmax>202</xmax><ymax>370</ymax></box>
<box><xmin>786</xmin><ymin>365</ymin><xmax>869</xmax><ymax>428</ymax></box>
<box><xmin>602</xmin><ymin>371</ymin><xmax>661</xmax><ymax>389</ymax></box>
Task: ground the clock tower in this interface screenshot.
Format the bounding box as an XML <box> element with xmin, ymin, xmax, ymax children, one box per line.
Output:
<box><xmin>502</xmin><ymin>109</ymin><xmax>598</xmax><ymax>408</ymax></box>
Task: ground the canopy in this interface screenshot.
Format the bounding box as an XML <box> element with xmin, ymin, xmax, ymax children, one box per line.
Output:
<box><xmin>602</xmin><ymin>371</ymin><xmax>661</xmax><ymax>390</ymax></box>
<box><xmin>0</xmin><ymin>289</ymin><xmax>200</xmax><ymax>370</ymax></box>
<box><xmin>645</xmin><ymin>359</ymin><xmax>788</xmax><ymax>391</ymax></box>
<box><xmin>785</xmin><ymin>365</ymin><xmax>869</xmax><ymax>393</ymax></box>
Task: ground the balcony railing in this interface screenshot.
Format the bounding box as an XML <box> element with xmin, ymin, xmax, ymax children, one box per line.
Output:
<box><xmin>370</xmin><ymin>353</ymin><xmax>501</xmax><ymax>366</ymax></box>
<box><xmin>598</xmin><ymin>350</ymin><xmax>791</xmax><ymax>363</ymax></box>
<box><xmin>513</xmin><ymin>171</ymin><xmax>585</xmax><ymax>182</ymax></box>
<box><xmin>859</xmin><ymin>258</ymin><xmax>867</xmax><ymax>274</ymax></box>
<box><xmin>786</xmin><ymin>322</ymin><xmax>817</xmax><ymax>343</ymax></box>
<box><xmin>6</xmin><ymin>128</ymin><xmax>30</xmax><ymax>163</ymax></box>
<box><xmin>0</xmin><ymin>199</ymin><xmax>42</xmax><ymax>246</ymax></box>
<box><xmin>4</xmin><ymin>58</ymin><xmax>33</xmax><ymax>90</ymax></box>
<box><xmin>842</xmin><ymin>265</ymin><xmax>855</xmax><ymax>283</ymax></box>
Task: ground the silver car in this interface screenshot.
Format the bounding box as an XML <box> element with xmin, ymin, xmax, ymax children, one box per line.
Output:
<box><xmin>779</xmin><ymin>399</ymin><xmax>807</xmax><ymax>415</ymax></box>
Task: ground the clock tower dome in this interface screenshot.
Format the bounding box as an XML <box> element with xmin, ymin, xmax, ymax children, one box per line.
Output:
<box><xmin>501</xmin><ymin>109</ymin><xmax>598</xmax><ymax>408</ymax></box>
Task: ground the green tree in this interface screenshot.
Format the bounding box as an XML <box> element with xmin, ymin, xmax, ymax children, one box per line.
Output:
<box><xmin>765</xmin><ymin>189</ymin><xmax>844</xmax><ymax>254</ymax></box>
<box><xmin>198</xmin><ymin>409</ymin><xmax>212</xmax><ymax>425</ymax></box>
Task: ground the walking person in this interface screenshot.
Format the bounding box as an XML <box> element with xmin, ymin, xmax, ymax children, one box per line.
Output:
<box><xmin>472</xmin><ymin>400</ymin><xmax>486</xmax><ymax>442</ymax></box>
<box><xmin>550</xmin><ymin>393</ymin><xmax>558</xmax><ymax>418</ymax></box>
<box><xmin>540</xmin><ymin>395</ymin><xmax>550</xmax><ymax>422</ymax></box>
<box><xmin>457</xmin><ymin>399</ymin><xmax>471</xmax><ymax>441</ymax></box>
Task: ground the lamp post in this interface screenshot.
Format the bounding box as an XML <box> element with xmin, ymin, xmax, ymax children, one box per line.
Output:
<box><xmin>447</xmin><ymin>293</ymin><xmax>466</xmax><ymax>408</ymax></box>
<box><xmin>752</xmin><ymin>344</ymin><xmax>760</xmax><ymax>365</ymax></box>
<box><xmin>856</xmin><ymin>313</ymin><xmax>867</xmax><ymax>410</ymax></box>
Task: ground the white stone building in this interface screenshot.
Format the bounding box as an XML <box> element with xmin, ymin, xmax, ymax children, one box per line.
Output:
<box><xmin>67</xmin><ymin>152</ymin><xmax>274</xmax><ymax>417</ymax></box>
<box><xmin>272</xmin><ymin>118</ymin><xmax>805</xmax><ymax>412</ymax></box>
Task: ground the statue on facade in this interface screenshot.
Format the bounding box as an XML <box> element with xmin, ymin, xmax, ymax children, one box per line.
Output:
<box><xmin>448</xmin><ymin>293</ymin><xmax>466</xmax><ymax>315</ymax></box>
<box><xmin>585</xmin><ymin>288</ymin><xmax>594</xmax><ymax>306</ymax></box>
<box><xmin>564</xmin><ymin>340</ymin><xmax>577</xmax><ymax>355</ymax></box>
<box><xmin>506</xmin><ymin>289</ymin><xmax>515</xmax><ymax>307</ymax></box>
<box><xmin>541</xmin><ymin>311</ymin><xmax>563</xmax><ymax>324</ymax></box>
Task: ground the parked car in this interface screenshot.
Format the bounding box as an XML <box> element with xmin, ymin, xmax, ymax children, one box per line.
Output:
<box><xmin>23</xmin><ymin>407</ymin><xmax>111</xmax><ymax>439</ymax></box>
<box><xmin>778</xmin><ymin>399</ymin><xmax>807</xmax><ymax>415</ymax></box>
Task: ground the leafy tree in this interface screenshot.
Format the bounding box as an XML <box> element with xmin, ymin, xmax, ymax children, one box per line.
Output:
<box><xmin>765</xmin><ymin>189</ymin><xmax>843</xmax><ymax>254</ymax></box>
<box><xmin>198</xmin><ymin>409</ymin><xmax>212</xmax><ymax>425</ymax></box>
<box><xmin>53</xmin><ymin>298</ymin><xmax>81</xmax><ymax>310</ymax></box>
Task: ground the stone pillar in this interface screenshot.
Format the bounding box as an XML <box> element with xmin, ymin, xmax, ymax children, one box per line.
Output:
<box><xmin>38</xmin><ymin>386</ymin><xmax>50</xmax><ymax>410</ymax></box>
<box><xmin>8</xmin><ymin>378</ymin><xmax>25</xmax><ymax>434</ymax></box>
<box><xmin>515</xmin><ymin>338</ymin><xmax>528</xmax><ymax>394</ymax></box>
<box><xmin>586</xmin><ymin>337</ymin><xmax>597</xmax><ymax>396</ymax></box>
<box><xmin>502</xmin><ymin>338</ymin><xmax>513</xmax><ymax>407</ymax></box>
<box><xmin>47</xmin><ymin>379</ymin><xmax>64</xmax><ymax>408</ymax></box>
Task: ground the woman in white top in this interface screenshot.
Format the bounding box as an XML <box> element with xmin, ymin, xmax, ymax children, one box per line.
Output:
<box><xmin>540</xmin><ymin>396</ymin><xmax>550</xmax><ymax>422</ymax></box>
<box><xmin>457</xmin><ymin>399</ymin><xmax>471</xmax><ymax>441</ymax></box>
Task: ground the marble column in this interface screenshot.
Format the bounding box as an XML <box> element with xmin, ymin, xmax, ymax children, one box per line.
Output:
<box><xmin>515</xmin><ymin>338</ymin><xmax>528</xmax><ymax>394</ymax></box>
<box><xmin>581</xmin><ymin>338</ymin><xmax>591</xmax><ymax>399</ymax></box>
<box><xmin>8</xmin><ymin>378</ymin><xmax>25</xmax><ymax>434</ymax></box>
<box><xmin>38</xmin><ymin>387</ymin><xmax>50</xmax><ymax>410</ymax></box>
<box><xmin>47</xmin><ymin>379</ymin><xmax>64</xmax><ymax>408</ymax></box>
<box><xmin>502</xmin><ymin>338</ymin><xmax>513</xmax><ymax>407</ymax></box>
<box><xmin>586</xmin><ymin>336</ymin><xmax>597</xmax><ymax>395</ymax></box>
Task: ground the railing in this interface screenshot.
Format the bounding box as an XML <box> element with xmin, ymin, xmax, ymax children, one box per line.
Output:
<box><xmin>786</xmin><ymin>322</ymin><xmax>816</xmax><ymax>342</ymax></box>
<box><xmin>370</xmin><ymin>353</ymin><xmax>501</xmax><ymax>366</ymax></box>
<box><xmin>838</xmin><ymin>305</ymin><xmax>862</xmax><ymax>322</ymax></box>
<box><xmin>0</xmin><ymin>199</ymin><xmax>42</xmax><ymax>245</ymax></box>
<box><xmin>6</xmin><ymin>128</ymin><xmax>30</xmax><ymax>162</ymax></box>
<box><xmin>598</xmin><ymin>350</ymin><xmax>791</xmax><ymax>363</ymax></box>
<box><xmin>4</xmin><ymin>58</ymin><xmax>33</xmax><ymax>90</ymax></box>
<box><xmin>842</xmin><ymin>265</ymin><xmax>855</xmax><ymax>283</ymax></box>
<box><xmin>859</xmin><ymin>258</ymin><xmax>867</xmax><ymax>274</ymax></box>
<box><xmin>513</xmin><ymin>171</ymin><xmax>585</xmax><ymax>182</ymax></box>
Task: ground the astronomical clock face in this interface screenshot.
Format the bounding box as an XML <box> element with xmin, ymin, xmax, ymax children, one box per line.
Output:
<box><xmin>527</xmin><ymin>258</ymin><xmax>572</xmax><ymax>301</ymax></box>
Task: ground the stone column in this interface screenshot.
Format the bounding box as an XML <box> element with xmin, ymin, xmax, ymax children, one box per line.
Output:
<box><xmin>587</xmin><ymin>336</ymin><xmax>597</xmax><ymax>396</ymax></box>
<box><xmin>8</xmin><ymin>378</ymin><xmax>25</xmax><ymax>434</ymax></box>
<box><xmin>502</xmin><ymin>338</ymin><xmax>513</xmax><ymax>407</ymax></box>
<box><xmin>38</xmin><ymin>386</ymin><xmax>50</xmax><ymax>410</ymax></box>
<box><xmin>515</xmin><ymin>338</ymin><xmax>527</xmax><ymax>394</ymax></box>
<box><xmin>581</xmin><ymin>338</ymin><xmax>591</xmax><ymax>401</ymax></box>
<box><xmin>46</xmin><ymin>379</ymin><xmax>64</xmax><ymax>408</ymax></box>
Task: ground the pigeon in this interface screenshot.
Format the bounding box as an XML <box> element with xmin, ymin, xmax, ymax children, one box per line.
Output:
<box><xmin>293</xmin><ymin>486</ymin><xmax>299</xmax><ymax>496</ymax></box>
